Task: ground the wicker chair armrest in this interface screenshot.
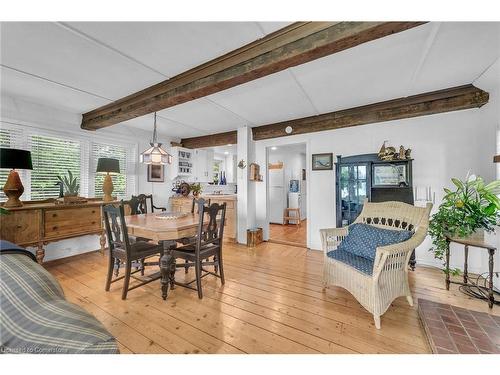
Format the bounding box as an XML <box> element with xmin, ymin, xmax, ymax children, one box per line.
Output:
<box><xmin>320</xmin><ymin>227</ymin><xmax>349</xmax><ymax>254</ymax></box>
<box><xmin>372</xmin><ymin>231</ymin><xmax>426</xmax><ymax>279</ymax></box>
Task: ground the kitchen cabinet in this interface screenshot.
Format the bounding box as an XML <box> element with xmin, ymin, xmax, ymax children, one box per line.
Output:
<box><xmin>169</xmin><ymin>147</ymin><xmax>194</xmax><ymax>179</ymax></box>
<box><xmin>193</xmin><ymin>149</ymin><xmax>214</xmax><ymax>183</ymax></box>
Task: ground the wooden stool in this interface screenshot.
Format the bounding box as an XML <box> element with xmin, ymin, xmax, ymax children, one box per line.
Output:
<box><xmin>283</xmin><ymin>208</ymin><xmax>301</xmax><ymax>226</ymax></box>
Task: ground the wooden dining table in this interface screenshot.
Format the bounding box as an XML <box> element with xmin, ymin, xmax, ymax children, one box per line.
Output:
<box><xmin>124</xmin><ymin>212</ymin><xmax>214</xmax><ymax>299</ymax></box>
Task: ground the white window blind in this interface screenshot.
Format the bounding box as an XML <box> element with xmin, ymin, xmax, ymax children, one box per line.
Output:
<box><xmin>91</xmin><ymin>142</ymin><xmax>136</xmax><ymax>200</ymax></box>
<box><xmin>0</xmin><ymin>122</ymin><xmax>138</xmax><ymax>202</ymax></box>
<box><xmin>29</xmin><ymin>134</ymin><xmax>82</xmax><ymax>200</ymax></box>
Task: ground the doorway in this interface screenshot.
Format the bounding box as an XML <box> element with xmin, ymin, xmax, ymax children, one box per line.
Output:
<box><xmin>267</xmin><ymin>143</ymin><xmax>307</xmax><ymax>248</ymax></box>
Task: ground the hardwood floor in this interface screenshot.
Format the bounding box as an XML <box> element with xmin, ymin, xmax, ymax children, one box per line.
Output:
<box><xmin>45</xmin><ymin>241</ymin><xmax>499</xmax><ymax>354</ymax></box>
<box><xmin>269</xmin><ymin>220</ymin><xmax>307</xmax><ymax>247</ymax></box>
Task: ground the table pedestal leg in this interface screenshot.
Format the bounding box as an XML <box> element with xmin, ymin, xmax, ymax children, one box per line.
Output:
<box><xmin>488</xmin><ymin>248</ymin><xmax>495</xmax><ymax>309</ymax></box>
<box><xmin>160</xmin><ymin>241</ymin><xmax>177</xmax><ymax>300</ymax></box>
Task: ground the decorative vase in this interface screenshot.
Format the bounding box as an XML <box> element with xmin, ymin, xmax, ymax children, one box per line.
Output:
<box><xmin>3</xmin><ymin>169</ymin><xmax>24</xmax><ymax>207</ymax></box>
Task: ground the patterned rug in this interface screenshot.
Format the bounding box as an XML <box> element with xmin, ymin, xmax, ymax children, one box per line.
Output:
<box><xmin>418</xmin><ymin>298</ymin><xmax>500</xmax><ymax>354</ymax></box>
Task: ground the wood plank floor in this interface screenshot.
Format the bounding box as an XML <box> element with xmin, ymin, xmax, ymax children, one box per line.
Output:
<box><xmin>45</xmin><ymin>241</ymin><xmax>499</xmax><ymax>354</ymax></box>
<box><xmin>269</xmin><ymin>220</ymin><xmax>307</xmax><ymax>247</ymax></box>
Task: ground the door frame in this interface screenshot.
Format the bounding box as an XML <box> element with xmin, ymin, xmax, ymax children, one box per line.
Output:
<box><xmin>265</xmin><ymin>141</ymin><xmax>310</xmax><ymax>248</ymax></box>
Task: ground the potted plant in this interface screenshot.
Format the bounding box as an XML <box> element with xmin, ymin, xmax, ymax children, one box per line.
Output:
<box><xmin>190</xmin><ymin>183</ymin><xmax>202</xmax><ymax>197</ymax></box>
<box><xmin>56</xmin><ymin>170</ymin><xmax>80</xmax><ymax>203</ymax></box>
<box><xmin>429</xmin><ymin>173</ymin><xmax>500</xmax><ymax>274</ymax></box>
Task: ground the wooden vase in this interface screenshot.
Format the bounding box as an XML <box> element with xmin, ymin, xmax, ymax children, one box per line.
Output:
<box><xmin>102</xmin><ymin>172</ymin><xmax>114</xmax><ymax>202</ymax></box>
<box><xmin>3</xmin><ymin>169</ymin><xmax>24</xmax><ymax>208</ymax></box>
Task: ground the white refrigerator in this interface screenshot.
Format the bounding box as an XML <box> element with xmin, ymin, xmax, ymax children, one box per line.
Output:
<box><xmin>288</xmin><ymin>180</ymin><xmax>307</xmax><ymax>223</ymax></box>
<box><xmin>269</xmin><ymin>168</ymin><xmax>286</xmax><ymax>224</ymax></box>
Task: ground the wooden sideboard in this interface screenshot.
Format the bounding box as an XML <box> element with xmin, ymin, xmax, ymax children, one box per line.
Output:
<box><xmin>0</xmin><ymin>200</ymin><xmax>112</xmax><ymax>264</ymax></box>
<box><xmin>169</xmin><ymin>195</ymin><xmax>237</xmax><ymax>242</ymax></box>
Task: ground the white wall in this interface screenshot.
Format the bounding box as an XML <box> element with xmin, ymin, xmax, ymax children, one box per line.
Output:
<box><xmin>1</xmin><ymin>96</ymin><xmax>178</xmax><ymax>261</ymax></box>
<box><xmin>251</xmin><ymin>83</ymin><xmax>499</xmax><ymax>277</ymax></box>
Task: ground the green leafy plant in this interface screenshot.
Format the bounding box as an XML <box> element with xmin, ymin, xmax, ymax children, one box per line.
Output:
<box><xmin>0</xmin><ymin>207</ymin><xmax>10</xmax><ymax>215</ymax></box>
<box><xmin>56</xmin><ymin>170</ymin><xmax>80</xmax><ymax>196</ymax></box>
<box><xmin>429</xmin><ymin>174</ymin><xmax>500</xmax><ymax>275</ymax></box>
<box><xmin>190</xmin><ymin>183</ymin><xmax>202</xmax><ymax>197</ymax></box>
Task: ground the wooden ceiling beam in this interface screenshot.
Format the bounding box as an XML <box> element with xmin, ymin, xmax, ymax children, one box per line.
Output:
<box><xmin>251</xmin><ymin>84</ymin><xmax>489</xmax><ymax>140</ymax></box>
<box><xmin>81</xmin><ymin>21</ymin><xmax>426</xmax><ymax>131</ymax></box>
<box><xmin>181</xmin><ymin>130</ymin><xmax>237</xmax><ymax>149</ymax></box>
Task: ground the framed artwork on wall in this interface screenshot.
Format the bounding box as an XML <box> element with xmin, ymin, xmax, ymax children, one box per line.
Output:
<box><xmin>147</xmin><ymin>164</ymin><xmax>164</xmax><ymax>182</ymax></box>
<box><xmin>312</xmin><ymin>153</ymin><xmax>333</xmax><ymax>170</ymax></box>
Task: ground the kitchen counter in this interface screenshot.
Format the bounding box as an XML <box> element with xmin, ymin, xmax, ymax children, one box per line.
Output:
<box><xmin>201</xmin><ymin>194</ymin><xmax>237</xmax><ymax>201</ymax></box>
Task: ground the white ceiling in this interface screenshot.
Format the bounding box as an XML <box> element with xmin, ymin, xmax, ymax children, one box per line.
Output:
<box><xmin>1</xmin><ymin>22</ymin><xmax>499</xmax><ymax>139</ymax></box>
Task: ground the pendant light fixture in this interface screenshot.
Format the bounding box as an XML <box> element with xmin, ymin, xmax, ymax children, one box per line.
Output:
<box><xmin>140</xmin><ymin>112</ymin><xmax>172</xmax><ymax>165</ymax></box>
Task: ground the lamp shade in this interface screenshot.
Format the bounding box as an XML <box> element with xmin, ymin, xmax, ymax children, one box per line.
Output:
<box><xmin>96</xmin><ymin>158</ymin><xmax>120</xmax><ymax>174</ymax></box>
<box><xmin>0</xmin><ymin>148</ymin><xmax>33</xmax><ymax>170</ymax></box>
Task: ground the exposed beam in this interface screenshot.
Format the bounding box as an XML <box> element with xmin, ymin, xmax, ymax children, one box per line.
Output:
<box><xmin>252</xmin><ymin>85</ymin><xmax>489</xmax><ymax>140</ymax></box>
<box><xmin>181</xmin><ymin>130</ymin><xmax>237</xmax><ymax>149</ymax></box>
<box><xmin>81</xmin><ymin>21</ymin><xmax>426</xmax><ymax>131</ymax></box>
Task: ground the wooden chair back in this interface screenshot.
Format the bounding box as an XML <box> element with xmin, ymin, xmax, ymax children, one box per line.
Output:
<box><xmin>103</xmin><ymin>202</ymin><xmax>133</xmax><ymax>258</ymax></box>
<box><xmin>191</xmin><ymin>197</ymin><xmax>211</xmax><ymax>213</ymax></box>
<box><xmin>195</xmin><ymin>198</ymin><xmax>226</xmax><ymax>251</ymax></box>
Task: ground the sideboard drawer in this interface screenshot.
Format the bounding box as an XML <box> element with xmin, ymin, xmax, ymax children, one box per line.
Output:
<box><xmin>44</xmin><ymin>207</ymin><xmax>101</xmax><ymax>238</ymax></box>
<box><xmin>0</xmin><ymin>210</ymin><xmax>40</xmax><ymax>245</ymax></box>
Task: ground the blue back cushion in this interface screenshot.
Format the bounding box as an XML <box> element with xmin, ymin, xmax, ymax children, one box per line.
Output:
<box><xmin>338</xmin><ymin>223</ymin><xmax>413</xmax><ymax>260</ymax></box>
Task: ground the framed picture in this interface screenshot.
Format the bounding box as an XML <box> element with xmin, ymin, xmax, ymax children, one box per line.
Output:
<box><xmin>147</xmin><ymin>164</ymin><xmax>164</xmax><ymax>182</ymax></box>
<box><xmin>312</xmin><ymin>153</ymin><xmax>333</xmax><ymax>170</ymax></box>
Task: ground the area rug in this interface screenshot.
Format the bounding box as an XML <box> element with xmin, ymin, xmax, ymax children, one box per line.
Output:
<box><xmin>418</xmin><ymin>298</ymin><xmax>500</xmax><ymax>354</ymax></box>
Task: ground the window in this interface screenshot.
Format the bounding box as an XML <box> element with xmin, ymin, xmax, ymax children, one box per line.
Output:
<box><xmin>91</xmin><ymin>142</ymin><xmax>137</xmax><ymax>200</ymax></box>
<box><xmin>0</xmin><ymin>123</ymin><xmax>137</xmax><ymax>202</ymax></box>
<box><xmin>29</xmin><ymin>134</ymin><xmax>81</xmax><ymax>200</ymax></box>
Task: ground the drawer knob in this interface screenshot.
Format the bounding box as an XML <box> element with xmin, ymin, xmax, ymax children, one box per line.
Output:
<box><xmin>91</xmin><ymin>221</ymin><xmax>96</xmax><ymax>225</ymax></box>
<box><xmin>91</xmin><ymin>210</ymin><xmax>96</xmax><ymax>214</ymax></box>
<box><xmin>16</xmin><ymin>225</ymin><xmax>22</xmax><ymax>229</ymax></box>
<box><xmin>52</xmin><ymin>213</ymin><xmax>57</xmax><ymax>218</ymax></box>
<box><xmin>53</xmin><ymin>226</ymin><xmax>58</xmax><ymax>230</ymax></box>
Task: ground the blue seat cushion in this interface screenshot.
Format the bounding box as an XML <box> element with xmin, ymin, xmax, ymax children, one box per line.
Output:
<box><xmin>327</xmin><ymin>250</ymin><xmax>374</xmax><ymax>276</ymax></box>
<box><xmin>337</xmin><ymin>223</ymin><xmax>413</xmax><ymax>260</ymax></box>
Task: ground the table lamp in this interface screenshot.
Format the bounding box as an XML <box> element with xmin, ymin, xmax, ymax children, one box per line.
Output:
<box><xmin>0</xmin><ymin>148</ymin><xmax>33</xmax><ymax>207</ymax></box>
<box><xmin>96</xmin><ymin>158</ymin><xmax>120</xmax><ymax>202</ymax></box>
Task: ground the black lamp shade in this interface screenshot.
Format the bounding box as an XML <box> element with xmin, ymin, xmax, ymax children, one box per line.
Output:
<box><xmin>96</xmin><ymin>158</ymin><xmax>120</xmax><ymax>174</ymax></box>
<box><xmin>0</xmin><ymin>148</ymin><xmax>33</xmax><ymax>170</ymax></box>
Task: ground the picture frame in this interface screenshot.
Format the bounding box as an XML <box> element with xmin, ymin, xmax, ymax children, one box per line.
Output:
<box><xmin>312</xmin><ymin>153</ymin><xmax>333</xmax><ymax>170</ymax></box>
<box><xmin>147</xmin><ymin>164</ymin><xmax>164</xmax><ymax>182</ymax></box>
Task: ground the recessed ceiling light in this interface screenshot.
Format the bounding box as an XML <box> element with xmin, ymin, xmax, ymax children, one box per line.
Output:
<box><xmin>271</xmin><ymin>146</ymin><xmax>277</xmax><ymax>151</ymax></box>
<box><xmin>227</xmin><ymin>144</ymin><xmax>232</xmax><ymax>146</ymax></box>
<box><xmin>224</xmin><ymin>151</ymin><xmax>229</xmax><ymax>155</ymax></box>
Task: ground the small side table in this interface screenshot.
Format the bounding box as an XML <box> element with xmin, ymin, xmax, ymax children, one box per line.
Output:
<box><xmin>445</xmin><ymin>236</ymin><xmax>496</xmax><ymax>308</ymax></box>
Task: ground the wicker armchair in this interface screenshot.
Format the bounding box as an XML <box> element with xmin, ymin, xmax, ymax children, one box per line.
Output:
<box><xmin>320</xmin><ymin>200</ymin><xmax>432</xmax><ymax>329</ymax></box>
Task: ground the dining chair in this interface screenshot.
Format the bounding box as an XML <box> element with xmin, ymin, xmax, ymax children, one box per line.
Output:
<box><xmin>170</xmin><ymin>199</ymin><xmax>226</xmax><ymax>299</ymax></box>
<box><xmin>179</xmin><ymin>197</ymin><xmax>211</xmax><ymax>273</ymax></box>
<box><xmin>135</xmin><ymin>193</ymin><xmax>166</xmax><ymax>213</ymax></box>
<box><xmin>103</xmin><ymin>202</ymin><xmax>163</xmax><ymax>300</ymax></box>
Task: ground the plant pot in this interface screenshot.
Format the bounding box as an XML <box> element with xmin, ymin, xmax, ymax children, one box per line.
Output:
<box><xmin>465</xmin><ymin>229</ymin><xmax>485</xmax><ymax>241</ymax></box>
<box><xmin>63</xmin><ymin>194</ymin><xmax>80</xmax><ymax>204</ymax></box>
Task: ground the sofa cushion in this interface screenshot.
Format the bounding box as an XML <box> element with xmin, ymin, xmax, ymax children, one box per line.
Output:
<box><xmin>337</xmin><ymin>223</ymin><xmax>413</xmax><ymax>260</ymax></box>
<box><xmin>327</xmin><ymin>250</ymin><xmax>374</xmax><ymax>276</ymax></box>
<box><xmin>0</xmin><ymin>253</ymin><xmax>119</xmax><ymax>354</ymax></box>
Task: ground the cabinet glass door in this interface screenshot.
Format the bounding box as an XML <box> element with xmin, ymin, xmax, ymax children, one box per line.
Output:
<box><xmin>339</xmin><ymin>164</ymin><xmax>367</xmax><ymax>226</ymax></box>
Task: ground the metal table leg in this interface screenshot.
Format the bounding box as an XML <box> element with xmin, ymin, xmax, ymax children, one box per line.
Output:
<box><xmin>488</xmin><ymin>248</ymin><xmax>495</xmax><ymax>309</ymax></box>
<box><xmin>463</xmin><ymin>245</ymin><xmax>469</xmax><ymax>284</ymax></box>
<box><xmin>445</xmin><ymin>239</ymin><xmax>451</xmax><ymax>290</ymax></box>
